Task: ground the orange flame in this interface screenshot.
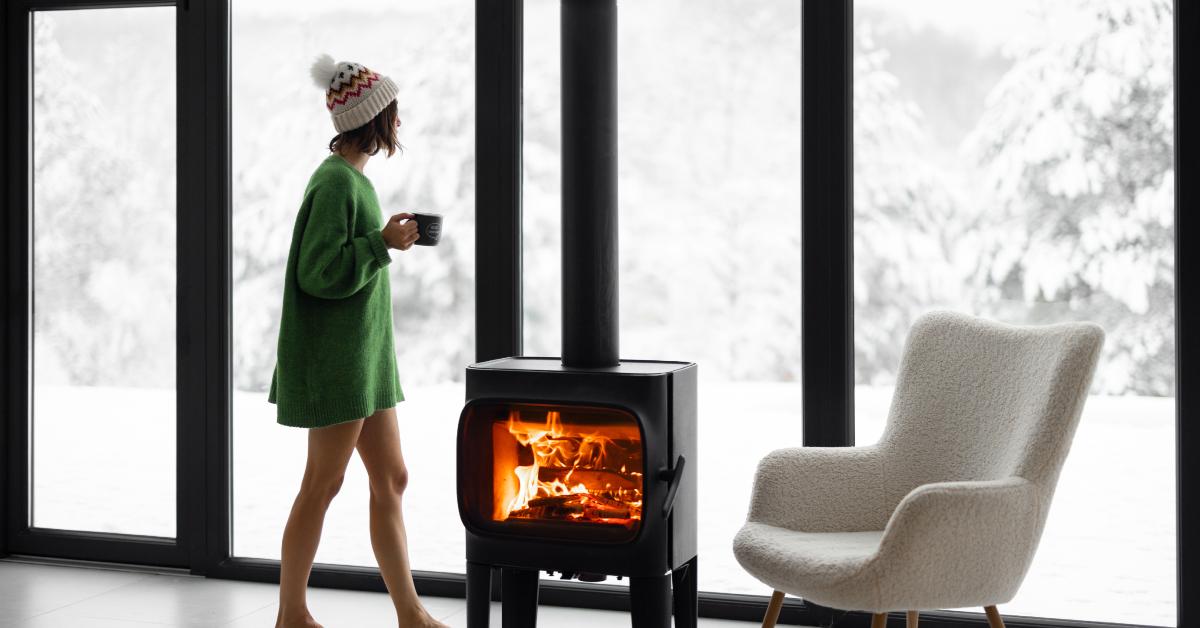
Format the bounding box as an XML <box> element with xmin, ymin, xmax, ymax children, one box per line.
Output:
<box><xmin>495</xmin><ymin>407</ymin><xmax>642</xmax><ymax>527</ymax></box>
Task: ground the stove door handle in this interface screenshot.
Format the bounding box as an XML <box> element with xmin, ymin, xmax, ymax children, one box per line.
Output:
<box><xmin>660</xmin><ymin>455</ymin><xmax>687</xmax><ymax>519</ymax></box>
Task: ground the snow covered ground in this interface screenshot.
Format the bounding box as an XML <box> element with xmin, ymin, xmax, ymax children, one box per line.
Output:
<box><xmin>30</xmin><ymin>381</ymin><xmax>1174</xmax><ymax>625</ymax></box>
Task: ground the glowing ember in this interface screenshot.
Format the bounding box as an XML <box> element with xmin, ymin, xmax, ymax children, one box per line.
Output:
<box><xmin>493</xmin><ymin>408</ymin><xmax>642</xmax><ymax>527</ymax></box>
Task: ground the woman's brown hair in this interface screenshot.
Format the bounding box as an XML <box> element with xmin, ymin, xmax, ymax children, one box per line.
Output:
<box><xmin>328</xmin><ymin>99</ymin><xmax>404</xmax><ymax>157</ymax></box>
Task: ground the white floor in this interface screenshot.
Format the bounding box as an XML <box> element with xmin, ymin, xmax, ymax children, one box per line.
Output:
<box><xmin>0</xmin><ymin>557</ymin><xmax>772</xmax><ymax>628</ymax></box>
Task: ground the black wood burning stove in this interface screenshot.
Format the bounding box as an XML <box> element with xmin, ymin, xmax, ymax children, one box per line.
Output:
<box><xmin>456</xmin><ymin>361</ymin><xmax>697</xmax><ymax>627</ymax></box>
<box><xmin>455</xmin><ymin>1</ymin><xmax>698</xmax><ymax>627</ymax></box>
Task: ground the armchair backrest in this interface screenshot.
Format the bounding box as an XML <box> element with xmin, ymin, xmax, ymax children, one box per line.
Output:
<box><xmin>879</xmin><ymin>310</ymin><xmax>1104</xmax><ymax>494</ymax></box>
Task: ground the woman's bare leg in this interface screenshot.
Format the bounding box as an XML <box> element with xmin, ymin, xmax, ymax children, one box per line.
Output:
<box><xmin>355</xmin><ymin>406</ymin><xmax>448</xmax><ymax>628</ymax></box>
<box><xmin>276</xmin><ymin>418</ymin><xmax>366</xmax><ymax>628</ymax></box>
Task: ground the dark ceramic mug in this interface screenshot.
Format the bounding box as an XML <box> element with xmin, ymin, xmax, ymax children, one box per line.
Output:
<box><xmin>410</xmin><ymin>212</ymin><xmax>443</xmax><ymax>246</ymax></box>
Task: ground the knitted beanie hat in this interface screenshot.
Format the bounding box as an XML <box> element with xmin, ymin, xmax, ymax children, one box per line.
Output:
<box><xmin>309</xmin><ymin>53</ymin><xmax>399</xmax><ymax>133</ymax></box>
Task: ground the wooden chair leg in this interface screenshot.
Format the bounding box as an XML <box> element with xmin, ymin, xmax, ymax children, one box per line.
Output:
<box><xmin>907</xmin><ymin>610</ymin><xmax>919</xmax><ymax>627</ymax></box>
<box><xmin>871</xmin><ymin>613</ymin><xmax>887</xmax><ymax>628</ymax></box>
<box><xmin>984</xmin><ymin>605</ymin><xmax>1006</xmax><ymax>628</ymax></box>
<box><xmin>761</xmin><ymin>590</ymin><xmax>785</xmax><ymax>628</ymax></box>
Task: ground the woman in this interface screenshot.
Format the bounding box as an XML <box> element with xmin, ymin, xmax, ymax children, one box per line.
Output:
<box><xmin>267</xmin><ymin>53</ymin><xmax>448</xmax><ymax>628</ymax></box>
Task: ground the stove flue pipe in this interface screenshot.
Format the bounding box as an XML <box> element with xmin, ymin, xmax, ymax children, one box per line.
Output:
<box><xmin>561</xmin><ymin>0</ymin><xmax>619</xmax><ymax>368</ymax></box>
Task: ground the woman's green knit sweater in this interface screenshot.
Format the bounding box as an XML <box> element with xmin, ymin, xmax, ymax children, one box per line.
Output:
<box><xmin>268</xmin><ymin>153</ymin><xmax>404</xmax><ymax>428</ymax></box>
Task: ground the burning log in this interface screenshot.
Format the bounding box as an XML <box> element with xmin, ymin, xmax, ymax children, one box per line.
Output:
<box><xmin>536</xmin><ymin>467</ymin><xmax>640</xmax><ymax>491</ymax></box>
<box><xmin>510</xmin><ymin>493</ymin><xmax>634</xmax><ymax>523</ymax></box>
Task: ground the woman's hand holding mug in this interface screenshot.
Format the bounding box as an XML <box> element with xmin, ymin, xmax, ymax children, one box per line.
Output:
<box><xmin>382</xmin><ymin>212</ymin><xmax>420</xmax><ymax>251</ymax></box>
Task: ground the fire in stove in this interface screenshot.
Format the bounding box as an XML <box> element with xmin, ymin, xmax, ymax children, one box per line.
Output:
<box><xmin>493</xmin><ymin>406</ymin><xmax>643</xmax><ymax>528</ymax></box>
<box><xmin>460</xmin><ymin>400</ymin><xmax>651</xmax><ymax>544</ymax></box>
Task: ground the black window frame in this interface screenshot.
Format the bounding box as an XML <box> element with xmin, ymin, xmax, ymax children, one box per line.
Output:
<box><xmin>0</xmin><ymin>0</ymin><xmax>1194</xmax><ymax>626</ymax></box>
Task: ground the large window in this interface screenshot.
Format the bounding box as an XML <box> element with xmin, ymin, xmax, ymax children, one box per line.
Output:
<box><xmin>29</xmin><ymin>7</ymin><xmax>177</xmax><ymax>538</ymax></box>
<box><xmin>231</xmin><ymin>0</ymin><xmax>475</xmax><ymax>573</ymax></box>
<box><xmin>3</xmin><ymin>1</ymin><xmax>1192</xmax><ymax>626</ymax></box>
<box><xmin>853</xmin><ymin>1</ymin><xmax>1175</xmax><ymax>624</ymax></box>
<box><xmin>523</xmin><ymin>0</ymin><xmax>802</xmax><ymax>593</ymax></box>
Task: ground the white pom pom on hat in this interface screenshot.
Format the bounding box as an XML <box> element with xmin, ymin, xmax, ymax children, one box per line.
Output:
<box><xmin>309</xmin><ymin>52</ymin><xmax>399</xmax><ymax>133</ymax></box>
<box><xmin>309</xmin><ymin>52</ymin><xmax>340</xmax><ymax>90</ymax></box>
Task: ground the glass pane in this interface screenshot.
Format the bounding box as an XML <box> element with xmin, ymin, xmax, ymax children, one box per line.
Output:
<box><xmin>231</xmin><ymin>1</ymin><xmax>475</xmax><ymax>573</ymax></box>
<box><xmin>523</xmin><ymin>0</ymin><xmax>802</xmax><ymax>593</ymax></box>
<box><xmin>30</xmin><ymin>8</ymin><xmax>177</xmax><ymax>537</ymax></box>
<box><xmin>853</xmin><ymin>1</ymin><xmax>1174</xmax><ymax>623</ymax></box>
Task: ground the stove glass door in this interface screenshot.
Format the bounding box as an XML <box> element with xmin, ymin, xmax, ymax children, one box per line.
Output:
<box><xmin>459</xmin><ymin>401</ymin><xmax>644</xmax><ymax>543</ymax></box>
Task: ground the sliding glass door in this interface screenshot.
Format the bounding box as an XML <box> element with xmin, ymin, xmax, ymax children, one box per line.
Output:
<box><xmin>853</xmin><ymin>1</ymin><xmax>1175</xmax><ymax>623</ymax></box>
<box><xmin>29</xmin><ymin>6</ymin><xmax>177</xmax><ymax>539</ymax></box>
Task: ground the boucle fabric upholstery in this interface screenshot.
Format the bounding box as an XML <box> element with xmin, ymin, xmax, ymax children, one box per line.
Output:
<box><xmin>732</xmin><ymin>310</ymin><xmax>1104</xmax><ymax>612</ymax></box>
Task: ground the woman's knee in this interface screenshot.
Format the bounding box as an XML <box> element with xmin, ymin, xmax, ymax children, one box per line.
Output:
<box><xmin>299</xmin><ymin>471</ymin><xmax>345</xmax><ymax>503</ymax></box>
<box><xmin>369</xmin><ymin>465</ymin><xmax>409</xmax><ymax>501</ymax></box>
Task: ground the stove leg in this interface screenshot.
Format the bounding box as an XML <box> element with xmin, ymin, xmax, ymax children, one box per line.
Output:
<box><xmin>467</xmin><ymin>562</ymin><xmax>492</xmax><ymax>628</ymax></box>
<box><xmin>501</xmin><ymin>568</ymin><xmax>540</xmax><ymax>628</ymax></box>
<box><xmin>671</xmin><ymin>556</ymin><xmax>698</xmax><ymax>628</ymax></box>
<box><xmin>630</xmin><ymin>573</ymin><xmax>672</xmax><ymax>628</ymax></box>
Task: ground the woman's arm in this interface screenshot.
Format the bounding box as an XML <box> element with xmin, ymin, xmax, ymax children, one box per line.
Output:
<box><xmin>296</xmin><ymin>181</ymin><xmax>392</xmax><ymax>299</ymax></box>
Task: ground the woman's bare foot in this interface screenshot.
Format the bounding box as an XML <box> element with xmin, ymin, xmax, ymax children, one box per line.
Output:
<box><xmin>398</xmin><ymin>607</ymin><xmax>449</xmax><ymax>628</ymax></box>
<box><xmin>275</xmin><ymin>606</ymin><xmax>323</xmax><ymax>628</ymax></box>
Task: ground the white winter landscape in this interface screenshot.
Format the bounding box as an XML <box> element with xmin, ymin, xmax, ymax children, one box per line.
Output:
<box><xmin>26</xmin><ymin>0</ymin><xmax>1177</xmax><ymax>626</ymax></box>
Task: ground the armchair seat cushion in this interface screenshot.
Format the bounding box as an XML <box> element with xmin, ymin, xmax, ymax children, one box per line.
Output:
<box><xmin>733</xmin><ymin>522</ymin><xmax>884</xmax><ymax>610</ymax></box>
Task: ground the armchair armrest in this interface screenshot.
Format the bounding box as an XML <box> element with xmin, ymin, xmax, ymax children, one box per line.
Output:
<box><xmin>866</xmin><ymin>477</ymin><xmax>1044</xmax><ymax>608</ymax></box>
<box><xmin>745</xmin><ymin>445</ymin><xmax>893</xmax><ymax>532</ymax></box>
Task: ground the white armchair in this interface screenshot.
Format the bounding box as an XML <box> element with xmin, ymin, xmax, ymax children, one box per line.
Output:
<box><xmin>733</xmin><ymin>310</ymin><xmax>1104</xmax><ymax>628</ymax></box>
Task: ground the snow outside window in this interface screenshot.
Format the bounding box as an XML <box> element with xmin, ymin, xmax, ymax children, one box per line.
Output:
<box><xmin>853</xmin><ymin>0</ymin><xmax>1175</xmax><ymax>624</ymax></box>
<box><xmin>30</xmin><ymin>7</ymin><xmax>177</xmax><ymax>538</ymax></box>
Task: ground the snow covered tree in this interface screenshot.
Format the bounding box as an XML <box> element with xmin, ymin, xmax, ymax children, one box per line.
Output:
<box><xmin>618</xmin><ymin>0</ymin><xmax>804</xmax><ymax>381</ymax></box>
<box><xmin>853</xmin><ymin>23</ymin><xmax>967</xmax><ymax>385</ymax></box>
<box><xmin>524</xmin><ymin>0</ymin><xmax>805</xmax><ymax>381</ymax></box>
<box><xmin>965</xmin><ymin>0</ymin><xmax>1174</xmax><ymax>395</ymax></box>
<box><xmin>31</xmin><ymin>14</ymin><xmax>176</xmax><ymax>389</ymax></box>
